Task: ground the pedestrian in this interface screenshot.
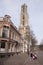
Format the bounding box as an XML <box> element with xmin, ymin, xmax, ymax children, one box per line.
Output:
<box><xmin>30</xmin><ymin>53</ymin><xmax>37</xmax><ymax>60</ymax></box>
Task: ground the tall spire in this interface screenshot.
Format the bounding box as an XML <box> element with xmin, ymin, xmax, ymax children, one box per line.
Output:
<box><xmin>19</xmin><ymin>4</ymin><xmax>30</xmax><ymax>37</ymax></box>
<box><xmin>20</xmin><ymin>4</ymin><xmax>28</xmax><ymax>27</ymax></box>
<box><xmin>19</xmin><ymin>4</ymin><xmax>30</xmax><ymax>52</ymax></box>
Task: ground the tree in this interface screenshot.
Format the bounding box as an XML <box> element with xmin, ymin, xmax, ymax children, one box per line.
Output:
<box><xmin>39</xmin><ymin>39</ymin><xmax>43</xmax><ymax>50</ymax></box>
<box><xmin>30</xmin><ymin>30</ymin><xmax>37</xmax><ymax>52</ymax></box>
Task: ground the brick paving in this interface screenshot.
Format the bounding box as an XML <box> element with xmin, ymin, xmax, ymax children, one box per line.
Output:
<box><xmin>0</xmin><ymin>51</ymin><xmax>43</xmax><ymax>65</ymax></box>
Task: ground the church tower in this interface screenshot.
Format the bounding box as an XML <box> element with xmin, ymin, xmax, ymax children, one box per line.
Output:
<box><xmin>19</xmin><ymin>4</ymin><xmax>30</xmax><ymax>52</ymax></box>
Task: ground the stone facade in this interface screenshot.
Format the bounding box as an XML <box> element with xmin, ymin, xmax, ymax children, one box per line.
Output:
<box><xmin>0</xmin><ymin>4</ymin><xmax>31</xmax><ymax>54</ymax></box>
<box><xmin>0</xmin><ymin>15</ymin><xmax>23</xmax><ymax>53</ymax></box>
<box><xmin>19</xmin><ymin>4</ymin><xmax>30</xmax><ymax>53</ymax></box>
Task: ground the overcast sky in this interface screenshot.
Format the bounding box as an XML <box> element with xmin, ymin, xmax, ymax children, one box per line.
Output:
<box><xmin>0</xmin><ymin>0</ymin><xmax>43</xmax><ymax>44</ymax></box>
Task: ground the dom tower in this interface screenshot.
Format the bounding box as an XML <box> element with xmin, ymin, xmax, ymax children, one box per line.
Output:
<box><xmin>19</xmin><ymin>4</ymin><xmax>30</xmax><ymax>53</ymax></box>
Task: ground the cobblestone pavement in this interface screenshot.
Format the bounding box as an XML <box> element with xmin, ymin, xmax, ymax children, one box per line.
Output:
<box><xmin>0</xmin><ymin>51</ymin><xmax>43</xmax><ymax>65</ymax></box>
